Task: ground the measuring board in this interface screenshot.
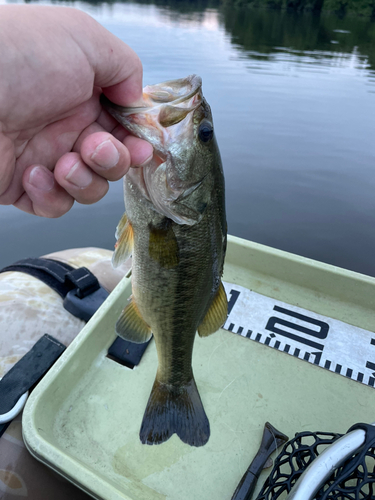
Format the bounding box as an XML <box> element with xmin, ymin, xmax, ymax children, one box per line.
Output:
<box><xmin>223</xmin><ymin>282</ymin><xmax>375</xmax><ymax>388</ymax></box>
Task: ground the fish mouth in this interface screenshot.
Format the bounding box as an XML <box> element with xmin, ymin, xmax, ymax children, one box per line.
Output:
<box><xmin>102</xmin><ymin>75</ymin><xmax>202</xmax><ymax>114</ymax></box>
<box><xmin>100</xmin><ymin>75</ymin><xmax>203</xmax><ymax>153</ymax></box>
<box><xmin>102</xmin><ymin>75</ymin><xmax>208</xmax><ymax>226</ymax></box>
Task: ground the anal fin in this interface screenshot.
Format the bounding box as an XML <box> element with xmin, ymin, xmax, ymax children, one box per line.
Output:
<box><xmin>198</xmin><ymin>281</ymin><xmax>228</xmax><ymax>337</ymax></box>
<box><xmin>112</xmin><ymin>213</ymin><xmax>133</xmax><ymax>268</ymax></box>
<box><xmin>116</xmin><ymin>300</ymin><xmax>152</xmax><ymax>344</ymax></box>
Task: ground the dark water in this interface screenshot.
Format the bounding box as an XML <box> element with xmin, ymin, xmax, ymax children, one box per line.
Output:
<box><xmin>1</xmin><ymin>1</ymin><xmax>375</xmax><ymax>277</ymax></box>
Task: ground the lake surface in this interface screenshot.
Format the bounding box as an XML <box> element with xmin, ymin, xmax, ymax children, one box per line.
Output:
<box><xmin>1</xmin><ymin>1</ymin><xmax>375</xmax><ymax>277</ymax></box>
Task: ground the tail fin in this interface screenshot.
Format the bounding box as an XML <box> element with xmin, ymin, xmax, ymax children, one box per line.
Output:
<box><xmin>139</xmin><ymin>377</ymin><xmax>210</xmax><ymax>447</ymax></box>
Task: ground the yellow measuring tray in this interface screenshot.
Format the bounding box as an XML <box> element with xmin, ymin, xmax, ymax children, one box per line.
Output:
<box><xmin>22</xmin><ymin>235</ymin><xmax>375</xmax><ymax>500</ymax></box>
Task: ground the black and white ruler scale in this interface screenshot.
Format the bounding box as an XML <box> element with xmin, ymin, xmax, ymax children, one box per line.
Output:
<box><xmin>222</xmin><ymin>282</ymin><xmax>375</xmax><ymax>388</ymax></box>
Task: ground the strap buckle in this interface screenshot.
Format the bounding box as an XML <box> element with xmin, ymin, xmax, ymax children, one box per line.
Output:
<box><xmin>64</xmin><ymin>287</ymin><xmax>109</xmax><ymax>322</ymax></box>
<box><xmin>0</xmin><ymin>258</ymin><xmax>110</xmax><ymax>322</ymax></box>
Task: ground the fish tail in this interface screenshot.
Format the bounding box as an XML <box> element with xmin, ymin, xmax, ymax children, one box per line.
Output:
<box><xmin>140</xmin><ymin>377</ymin><xmax>210</xmax><ymax>447</ymax></box>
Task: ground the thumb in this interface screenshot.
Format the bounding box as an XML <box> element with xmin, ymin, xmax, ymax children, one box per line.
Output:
<box><xmin>74</xmin><ymin>10</ymin><xmax>144</xmax><ymax>106</ymax></box>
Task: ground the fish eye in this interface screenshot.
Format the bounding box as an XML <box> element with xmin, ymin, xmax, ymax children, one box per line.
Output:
<box><xmin>198</xmin><ymin>122</ymin><xmax>214</xmax><ymax>143</ymax></box>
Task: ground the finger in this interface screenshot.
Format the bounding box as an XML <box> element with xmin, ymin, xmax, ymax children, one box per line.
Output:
<box><xmin>79</xmin><ymin>131</ymin><xmax>130</xmax><ymax>181</ymax></box>
<box><xmin>123</xmin><ymin>135</ymin><xmax>154</xmax><ymax>167</ymax></box>
<box><xmin>78</xmin><ymin>131</ymin><xmax>153</xmax><ymax>181</ymax></box>
<box><xmin>54</xmin><ymin>152</ymin><xmax>109</xmax><ymax>204</ymax></box>
<box><xmin>97</xmin><ymin>51</ymin><xmax>143</xmax><ymax>106</ymax></box>
<box><xmin>0</xmin><ymin>94</ymin><xmax>101</xmax><ymax>206</ymax></box>
<box><xmin>76</xmin><ymin>107</ymin><xmax>128</xmax><ymax>144</ymax></box>
<box><xmin>18</xmin><ymin>165</ymin><xmax>74</xmax><ymax>217</ymax></box>
<box><xmin>0</xmin><ymin>134</ymin><xmax>16</xmax><ymax>202</ymax></box>
<box><xmin>93</xmin><ymin>108</ymin><xmax>154</xmax><ymax>162</ymax></box>
<box><xmin>96</xmin><ymin>103</ymin><xmax>123</xmax><ymax>133</ymax></box>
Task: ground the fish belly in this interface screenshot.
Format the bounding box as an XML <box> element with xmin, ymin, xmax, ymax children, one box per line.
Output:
<box><xmin>129</xmin><ymin>199</ymin><xmax>221</xmax><ymax>446</ymax></box>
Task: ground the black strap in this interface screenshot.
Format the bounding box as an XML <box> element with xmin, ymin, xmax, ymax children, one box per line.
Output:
<box><xmin>107</xmin><ymin>337</ymin><xmax>152</xmax><ymax>370</ymax></box>
<box><xmin>0</xmin><ymin>334</ymin><xmax>66</xmax><ymax>415</ymax></box>
<box><xmin>2</xmin><ymin>258</ymin><xmax>75</xmax><ymax>298</ymax></box>
<box><xmin>0</xmin><ymin>258</ymin><xmax>109</xmax><ymax>322</ymax></box>
<box><xmin>0</xmin><ymin>257</ymin><xmax>150</xmax><ymax>367</ymax></box>
<box><xmin>1</xmin><ymin>258</ymin><xmax>99</xmax><ymax>299</ymax></box>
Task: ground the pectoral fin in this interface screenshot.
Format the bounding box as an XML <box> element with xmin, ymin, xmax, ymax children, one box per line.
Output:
<box><xmin>149</xmin><ymin>220</ymin><xmax>179</xmax><ymax>269</ymax></box>
<box><xmin>198</xmin><ymin>282</ymin><xmax>228</xmax><ymax>337</ymax></box>
<box><xmin>115</xmin><ymin>212</ymin><xmax>128</xmax><ymax>239</ymax></box>
<box><xmin>116</xmin><ymin>300</ymin><xmax>152</xmax><ymax>343</ymax></box>
<box><xmin>112</xmin><ymin>214</ymin><xmax>133</xmax><ymax>268</ymax></box>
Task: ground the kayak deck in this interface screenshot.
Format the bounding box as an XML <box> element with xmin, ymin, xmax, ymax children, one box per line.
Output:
<box><xmin>22</xmin><ymin>235</ymin><xmax>375</xmax><ymax>500</ymax></box>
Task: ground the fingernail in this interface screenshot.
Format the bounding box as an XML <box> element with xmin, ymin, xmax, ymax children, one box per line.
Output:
<box><xmin>91</xmin><ymin>140</ymin><xmax>120</xmax><ymax>169</ymax></box>
<box><xmin>65</xmin><ymin>162</ymin><xmax>93</xmax><ymax>188</ymax></box>
<box><xmin>29</xmin><ymin>166</ymin><xmax>54</xmax><ymax>191</ymax></box>
<box><xmin>134</xmin><ymin>153</ymin><xmax>153</xmax><ymax>168</ymax></box>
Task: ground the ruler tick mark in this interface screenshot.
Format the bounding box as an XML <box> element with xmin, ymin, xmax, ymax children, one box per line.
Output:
<box><xmin>228</xmin><ymin>323</ymin><xmax>234</xmax><ymax>332</ymax></box>
<box><xmin>335</xmin><ymin>364</ymin><xmax>342</xmax><ymax>374</ymax></box>
<box><xmin>246</xmin><ymin>330</ymin><xmax>252</xmax><ymax>338</ymax></box>
<box><xmin>324</xmin><ymin>360</ymin><xmax>331</xmax><ymax>370</ymax></box>
<box><xmin>304</xmin><ymin>352</ymin><xmax>310</xmax><ymax>361</ymax></box>
<box><xmin>255</xmin><ymin>333</ymin><xmax>262</xmax><ymax>342</ymax></box>
<box><xmin>357</xmin><ymin>372</ymin><xmax>364</xmax><ymax>382</ymax></box>
<box><xmin>369</xmin><ymin>377</ymin><xmax>375</xmax><ymax>387</ymax></box>
<box><xmin>227</xmin><ymin>289</ymin><xmax>240</xmax><ymax>315</ymax></box>
<box><xmin>284</xmin><ymin>344</ymin><xmax>290</xmax><ymax>353</ymax></box>
<box><xmin>312</xmin><ymin>352</ymin><xmax>322</xmax><ymax>365</ymax></box>
<box><xmin>265</xmin><ymin>337</ymin><xmax>271</xmax><ymax>346</ymax></box>
<box><xmin>346</xmin><ymin>368</ymin><xmax>353</xmax><ymax>378</ymax></box>
<box><xmin>274</xmin><ymin>340</ymin><xmax>281</xmax><ymax>349</ymax></box>
<box><xmin>237</xmin><ymin>326</ymin><xmax>243</xmax><ymax>335</ymax></box>
<box><xmin>293</xmin><ymin>348</ymin><xmax>300</xmax><ymax>357</ymax></box>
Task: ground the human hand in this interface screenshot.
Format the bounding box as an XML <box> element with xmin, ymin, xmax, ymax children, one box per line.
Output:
<box><xmin>0</xmin><ymin>5</ymin><xmax>153</xmax><ymax>217</ymax></box>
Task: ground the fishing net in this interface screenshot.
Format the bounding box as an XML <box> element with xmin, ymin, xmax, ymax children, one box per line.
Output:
<box><xmin>256</xmin><ymin>423</ymin><xmax>375</xmax><ymax>500</ymax></box>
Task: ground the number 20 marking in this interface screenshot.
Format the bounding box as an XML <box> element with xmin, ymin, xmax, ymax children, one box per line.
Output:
<box><xmin>265</xmin><ymin>306</ymin><xmax>329</xmax><ymax>351</ymax></box>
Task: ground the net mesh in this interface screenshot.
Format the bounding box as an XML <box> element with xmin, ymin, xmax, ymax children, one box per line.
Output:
<box><xmin>256</xmin><ymin>424</ymin><xmax>375</xmax><ymax>500</ymax></box>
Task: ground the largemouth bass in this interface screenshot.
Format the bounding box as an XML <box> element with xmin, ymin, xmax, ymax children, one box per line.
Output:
<box><xmin>101</xmin><ymin>75</ymin><xmax>227</xmax><ymax>447</ymax></box>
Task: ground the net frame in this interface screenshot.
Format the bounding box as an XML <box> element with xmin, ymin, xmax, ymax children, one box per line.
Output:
<box><xmin>256</xmin><ymin>424</ymin><xmax>375</xmax><ymax>500</ymax></box>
